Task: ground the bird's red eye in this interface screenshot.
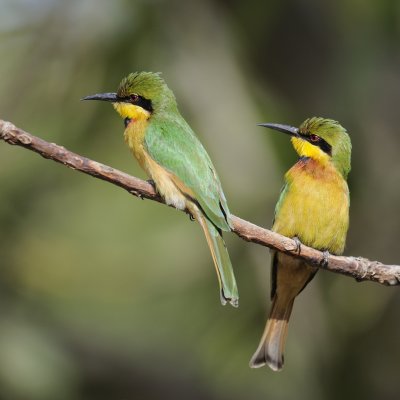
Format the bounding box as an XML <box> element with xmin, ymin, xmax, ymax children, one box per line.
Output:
<box><xmin>130</xmin><ymin>94</ymin><xmax>139</xmax><ymax>102</ymax></box>
<box><xmin>309</xmin><ymin>134</ymin><xmax>319</xmax><ymax>142</ymax></box>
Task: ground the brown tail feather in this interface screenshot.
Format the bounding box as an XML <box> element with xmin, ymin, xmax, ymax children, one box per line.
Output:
<box><xmin>249</xmin><ymin>295</ymin><xmax>294</xmax><ymax>371</ymax></box>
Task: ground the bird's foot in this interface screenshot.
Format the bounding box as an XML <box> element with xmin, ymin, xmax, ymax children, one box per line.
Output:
<box><xmin>185</xmin><ymin>209</ymin><xmax>195</xmax><ymax>221</ymax></box>
<box><xmin>143</xmin><ymin>179</ymin><xmax>156</xmax><ymax>200</ymax></box>
<box><xmin>320</xmin><ymin>250</ymin><xmax>330</xmax><ymax>268</ymax></box>
<box><xmin>146</xmin><ymin>179</ymin><xmax>155</xmax><ymax>188</ymax></box>
<box><xmin>293</xmin><ymin>236</ymin><xmax>302</xmax><ymax>254</ymax></box>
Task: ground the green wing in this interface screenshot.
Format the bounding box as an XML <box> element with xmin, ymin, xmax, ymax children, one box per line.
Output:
<box><xmin>272</xmin><ymin>183</ymin><xmax>289</xmax><ymax>227</ymax></box>
<box><xmin>145</xmin><ymin>115</ymin><xmax>232</xmax><ymax>232</ymax></box>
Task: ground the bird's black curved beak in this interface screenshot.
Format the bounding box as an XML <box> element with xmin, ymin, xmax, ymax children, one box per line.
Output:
<box><xmin>81</xmin><ymin>92</ymin><xmax>119</xmax><ymax>102</ymax></box>
<box><xmin>258</xmin><ymin>123</ymin><xmax>299</xmax><ymax>137</ymax></box>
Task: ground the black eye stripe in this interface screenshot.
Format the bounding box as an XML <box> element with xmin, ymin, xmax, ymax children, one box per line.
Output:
<box><xmin>300</xmin><ymin>132</ymin><xmax>332</xmax><ymax>155</ymax></box>
<box><xmin>317</xmin><ymin>139</ymin><xmax>332</xmax><ymax>155</ymax></box>
<box><xmin>121</xmin><ymin>94</ymin><xmax>153</xmax><ymax>113</ymax></box>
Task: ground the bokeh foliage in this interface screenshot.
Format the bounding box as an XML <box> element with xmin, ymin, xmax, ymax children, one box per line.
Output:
<box><xmin>0</xmin><ymin>0</ymin><xmax>399</xmax><ymax>399</ymax></box>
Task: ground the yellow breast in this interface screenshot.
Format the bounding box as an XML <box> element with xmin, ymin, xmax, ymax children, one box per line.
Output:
<box><xmin>124</xmin><ymin>119</ymin><xmax>149</xmax><ymax>171</ymax></box>
<box><xmin>114</xmin><ymin>103</ymin><xmax>151</xmax><ymax>171</ymax></box>
<box><xmin>273</xmin><ymin>159</ymin><xmax>349</xmax><ymax>255</ymax></box>
<box><xmin>118</xmin><ymin>103</ymin><xmax>193</xmax><ymax>211</ymax></box>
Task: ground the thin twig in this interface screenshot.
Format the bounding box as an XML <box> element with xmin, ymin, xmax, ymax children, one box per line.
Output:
<box><xmin>1</xmin><ymin>119</ymin><xmax>399</xmax><ymax>286</ymax></box>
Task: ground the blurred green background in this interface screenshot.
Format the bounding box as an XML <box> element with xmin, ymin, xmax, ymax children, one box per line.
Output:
<box><xmin>1</xmin><ymin>0</ymin><xmax>400</xmax><ymax>399</ymax></box>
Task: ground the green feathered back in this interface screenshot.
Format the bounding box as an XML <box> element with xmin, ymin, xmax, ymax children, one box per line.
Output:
<box><xmin>118</xmin><ymin>71</ymin><xmax>232</xmax><ymax>232</ymax></box>
<box><xmin>145</xmin><ymin>114</ymin><xmax>232</xmax><ymax>232</ymax></box>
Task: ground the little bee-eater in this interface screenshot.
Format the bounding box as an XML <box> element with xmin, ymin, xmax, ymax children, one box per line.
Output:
<box><xmin>250</xmin><ymin>117</ymin><xmax>351</xmax><ymax>371</ymax></box>
<box><xmin>82</xmin><ymin>72</ymin><xmax>238</xmax><ymax>307</ymax></box>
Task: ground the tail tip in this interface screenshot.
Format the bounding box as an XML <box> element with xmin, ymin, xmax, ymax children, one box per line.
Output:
<box><xmin>229</xmin><ymin>297</ymin><xmax>239</xmax><ymax>308</ymax></box>
<box><xmin>249</xmin><ymin>348</ymin><xmax>266</xmax><ymax>369</ymax></box>
<box><xmin>249</xmin><ymin>351</ymin><xmax>284</xmax><ymax>371</ymax></box>
<box><xmin>266</xmin><ymin>356</ymin><xmax>283</xmax><ymax>372</ymax></box>
<box><xmin>220</xmin><ymin>291</ymin><xmax>239</xmax><ymax>308</ymax></box>
<box><xmin>249</xmin><ymin>357</ymin><xmax>265</xmax><ymax>369</ymax></box>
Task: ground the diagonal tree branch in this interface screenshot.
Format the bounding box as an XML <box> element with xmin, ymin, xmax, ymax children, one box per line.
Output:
<box><xmin>1</xmin><ymin>119</ymin><xmax>399</xmax><ymax>286</ymax></box>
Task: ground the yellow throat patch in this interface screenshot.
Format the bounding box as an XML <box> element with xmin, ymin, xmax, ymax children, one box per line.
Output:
<box><xmin>112</xmin><ymin>103</ymin><xmax>151</xmax><ymax>121</ymax></box>
<box><xmin>291</xmin><ymin>137</ymin><xmax>330</xmax><ymax>164</ymax></box>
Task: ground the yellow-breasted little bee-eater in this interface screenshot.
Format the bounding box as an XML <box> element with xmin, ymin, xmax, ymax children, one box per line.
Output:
<box><xmin>82</xmin><ymin>72</ymin><xmax>238</xmax><ymax>307</ymax></box>
<box><xmin>250</xmin><ymin>117</ymin><xmax>351</xmax><ymax>371</ymax></box>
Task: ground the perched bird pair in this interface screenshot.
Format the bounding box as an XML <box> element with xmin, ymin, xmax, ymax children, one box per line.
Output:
<box><xmin>83</xmin><ymin>72</ymin><xmax>351</xmax><ymax>371</ymax></box>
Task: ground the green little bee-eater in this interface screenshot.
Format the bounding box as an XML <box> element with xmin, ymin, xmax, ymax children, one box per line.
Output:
<box><xmin>250</xmin><ymin>117</ymin><xmax>351</xmax><ymax>371</ymax></box>
<box><xmin>82</xmin><ymin>71</ymin><xmax>238</xmax><ymax>307</ymax></box>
